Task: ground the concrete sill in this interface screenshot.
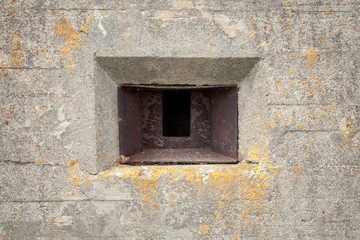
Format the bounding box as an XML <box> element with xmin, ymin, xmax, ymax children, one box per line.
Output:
<box><xmin>122</xmin><ymin>148</ymin><xmax>239</xmax><ymax>165</ymax></box>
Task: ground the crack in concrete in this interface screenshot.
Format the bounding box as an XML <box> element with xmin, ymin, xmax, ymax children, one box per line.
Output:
<box><xmin>0</xmin><ymin>160</ymin><xmax>65</xmax><ymax>168</ymax></box>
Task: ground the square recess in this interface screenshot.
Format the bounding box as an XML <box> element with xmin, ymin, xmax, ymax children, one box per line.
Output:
<box><xmin>118</xmin><ymin>84</ymin><xmax>238</xmax><ymax>164</ymax></box>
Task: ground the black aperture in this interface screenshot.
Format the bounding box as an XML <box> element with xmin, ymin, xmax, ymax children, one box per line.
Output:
<box><xmin>163</xmin><ymin>91</ymin><xmax>190</xmax><ymax>137</ymax></box>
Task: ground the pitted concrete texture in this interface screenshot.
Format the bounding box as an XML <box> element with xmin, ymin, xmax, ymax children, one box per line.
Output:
<box><xmin>1</xmin><ymin>0</ymin><xmax>359</xmax><ymax>239</ymax></box>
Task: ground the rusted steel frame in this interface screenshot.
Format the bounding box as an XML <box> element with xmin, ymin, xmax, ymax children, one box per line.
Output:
<box><xmin>118</xmin><ymin>85</ymin><xmax>239</xmax><ymax>164</ymax></box>
<box><xmin>121</xmin><ymin>84</ymin><xmax>237</xmax><ymax>90</ymax></box>
<box><xmin>118</xmin><ymin>88</ymin><xmax>143</xmax><ymax>157</ymax></box>
<box><xmin>123</xmin><ymin>149</ymin><xmax>238</xmax><ymax>165</ymax></box>
<box><xmin>210</xmin><ymin>87</ymin><xmax>238</xmax><ymax>159</ymax></box>
<box><xmin>141</xmin><ymin>90</ymin><xmax>210</xmax><ymax>149</ymax></box>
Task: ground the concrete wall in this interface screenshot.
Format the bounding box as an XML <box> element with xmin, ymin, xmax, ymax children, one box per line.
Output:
<box><xmin>1</xmin><ymin>0</ymin><xmax>359</xmax><ymax>239</ymax></box>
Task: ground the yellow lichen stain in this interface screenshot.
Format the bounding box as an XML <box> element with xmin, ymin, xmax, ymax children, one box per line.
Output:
<box><xmin>238</xmin><ymin>163</ymin><xmax>270</xmax><ymax>206</ymax></box>
<box><xmin>264</xmin><ymin>115</ymin><xmax>278</xmax><ymax>129</ymax></box>
<box><xmin>53</xmin><ymin>16</ymin><xmax>93</xmax><ymax>68</ymax></box>
<box><xmin>247</xmin><ymin>145</ymin><xmax>269</xmax><ymax>164</ymax></box>
<box><xmin>248</xmin><ymin>146</ymin><xmax>261</xmax><ymax>163</ymax></box>
<box><xmin>83</xmin><ymin>142</ymin><xmax>277</xmax><ymax>236</ymax></box>
<box><xmin>54</xmin><ymin>17</ymin><xmax>82</xmax><ymax>54</ymax></box>
<box><xmin>200</xmin><ymin>223</ymin><xmax>209</xmax><ymax>237</ymax></box>
<box><xmin>79</xmin><ymin>14</ymin><xmax>94</xmax><ymax>34</ymax></box>
<box><xmin>99</xmin><ymin>150</ymin><xmax>273</xmax><ymax>234</ymax></box>
<box><xmin>10</xmin><ymin>30</ymin><xmax>24</xmax><ymax>68</ymax></box>
<box><xmin>275</xmin><ymin>78</ymin><xmax>283</xmax><ymax>91</ymax></box>
<box><xmin>67</xmin><ymin>158</ymin><xmax>89</xmax><ymax>196</ymax></box>
<box><xmin>341</xmin><ymin>118</ymin><xmax>356</xmax><ymax>138</ymax></box>
<box><xmin>121</xmin><ymin>33</ymin><xmax>131</xmax><ymax>40</ymax></box>
<box><xmin>53</xmin><ymin>17</ymin><xmax>81</xmax><ymax>69</ymax></box>
<box><xmin>298</xmin><ymin>47</ymin><xmax>325</xmax><ymax>102</ymax></box>
<box><xmin>241</xmin><ymin>209</ymin><xmax>249</xmax><ymax>223</ymax></box>
<box><xmin>68</xmin><ymin>158</ymin><xmax>77</xmax><ymax>169</ymax></box>
<box><xmin>294</xmin><ymin>167</ymin><xmax>302</xmax><ymax>181</ymax></box>
<box><xmin>302</xmin><ymin>47</ymin><xmax>320</xmax><ymax>67</ymax></box>
<box><xmin>68</xmin><ymin>158</ymin><xmax>78</xmax><ymax>190</ymax></box>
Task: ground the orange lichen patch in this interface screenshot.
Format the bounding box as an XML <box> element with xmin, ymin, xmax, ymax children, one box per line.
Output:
<box><xmin>53</xmin><ymin>16</ymin><xmax>93</xmax><ymax>68</ymax></box>
<box><xmin>68</xmin><ymin>158</ymin><xmax>77</xmax><ymax>170</ymax></box>
<box><xmin>248</xmin><ymin>145</ymin><xmax>270</xmax><ymax>164</ymax></box>
<box><xmin>67</xmin><ymin>158</ymin><xmax>90</xmax><ymax>195</ymax></box>
<box><xmin>179</xmin><ymin>167</ymin><xmax>205</xmax><ymax>185</ymax></box>
<box><xmin>200</xmin><ymin>223</ymin><xmax>209</xmax><ymax>237</ymax></box>
<box><xmin>10</xmin><ymin>30</ymin><xmax>24</xmax><ymax>68</ymax></box>
<box><xmin>264</xmin><ymin>117</ymin><xmax>276</xmax><ymax>129</ymax></box>
<box><xmin>54</xmin><ymin>17</ymin><xmax>82</xmax><ymax>55</ymax></box>
<box><xmin>341</xmin><ymin>118</ymin><xmax>357</xmax><ymax>138</ymax></box>
<box><xmin>275</xmin><ymin>78</ymin><xmax>283</xmax><ymax>91</ymax></box>
<box><xmin>248</xmin><ymin>146</ymin><xmax>261</xmax><ymax>163</ymax></box>
<box><xmin>131</xmin><ymin>171</ymin><xmax>164</xmax><ymax>202</ymax></box>
<box><xmin>236</xmin><ymin>162</ymin><xmax>270</xmax><ymax>206</ymax></box>
<box><xmin>294</xmin><ymin>167</ymin><xmax>302</xmax><ymax>181</ymax></box>
<box><xmin>98</xmin><ymin>144</ymin><xmax>276</xmax><ymax>232</ymax></box>
<box><xmin>298</xmin><ymin>47</ymin><xmax>326</xmax><ymax>102</ymax></box>
<box><xmin>79</xmin><ymin>14</ymin><xmax>94</xmax><ymax>34</ymax></box>
<box><xmin>301</xmin><ymin>47</ymin><xmax>320</xmax><ymax>67</ymax></box>
<box><xmin>241</xmin><ymin>209</ymin><xmax>249</xmax><ymax>223</ymax></box>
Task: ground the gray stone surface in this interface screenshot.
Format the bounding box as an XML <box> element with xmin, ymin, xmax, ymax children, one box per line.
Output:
<box><xmin>1</xmin><ymin>0</ymin><xmax>359</xmax><ymax>239</ymax></box>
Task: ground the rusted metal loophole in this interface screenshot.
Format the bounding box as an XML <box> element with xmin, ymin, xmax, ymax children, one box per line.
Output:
<box><xmin>118</xmin><ymin>85</ymin><xmax>238</xmax><ymax>164</ymax></box>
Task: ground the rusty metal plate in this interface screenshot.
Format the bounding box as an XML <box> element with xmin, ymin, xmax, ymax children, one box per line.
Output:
<box><xmin>123</xmin><ymin>148</ymin><xmax>238</xmax><ymax>165</ymax></box>
<box><xmin>121</xmin><ymin>84</ymin><xmax>237</xmax><ymax>90</ymax></box>
<box><xmin>141</xmin><ymin>90</ymin><xmax>210</xmax><ymax>149</ymax></box>
<box><xmin>118</xmin><ymin>85</ymin><xmax>238</xmax><ymax>164</ymax></box>
<box><xmin>210</xmin><ymin>87</ymin><xmax>238</xmax><ymax>159</ymax></box>
<box><xmin>118</xmin><ymin>88</ymin><xmax>143</xmax><ymax>157</ymax></box>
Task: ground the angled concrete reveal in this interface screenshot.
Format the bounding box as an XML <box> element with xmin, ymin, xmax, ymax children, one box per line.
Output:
<box><xmin>96</xmin><ymin>57</ymin><xmax>260</xmax><ymax>85</ymax></box>
<box><xmin>95</xmin><ymin>56</ymin><xmax>260</xmax><ymax>170</ymax></box>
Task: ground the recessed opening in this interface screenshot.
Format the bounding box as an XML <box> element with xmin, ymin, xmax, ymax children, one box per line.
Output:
<box><xmin>118</xmin><ymin>84</ymin><xmax>238</xmax><ymax>164</ymax></box>
<box><xmin>163</xmin><ymin>91</ymin><xmax>190</xmax><ymax>137</ymax></box>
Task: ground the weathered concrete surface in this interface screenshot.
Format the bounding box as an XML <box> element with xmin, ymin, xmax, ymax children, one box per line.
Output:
<box><xmin>1</xmin><ymin>0</ymin><xmax>359</xmax><ymax>239</ymax></box>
